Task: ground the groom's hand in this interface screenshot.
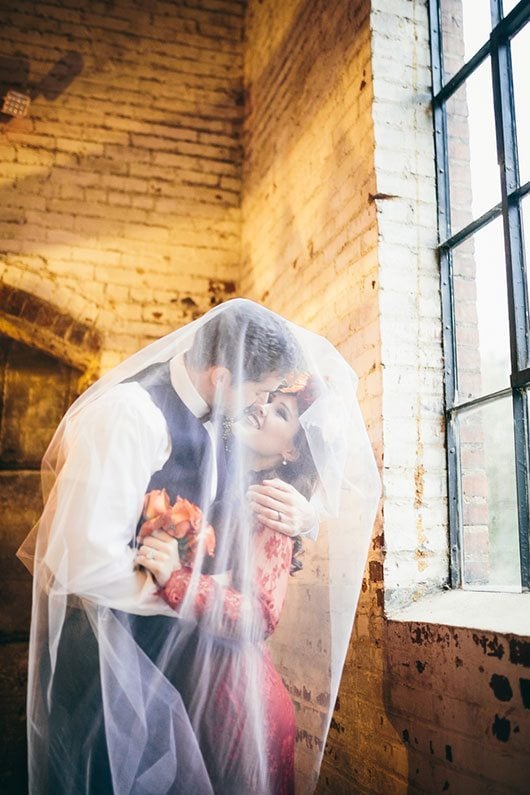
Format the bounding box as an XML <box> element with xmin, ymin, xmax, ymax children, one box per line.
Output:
<box><xmin>247</xmin><ymin>479</ymin><xmax>317</xmax><ymax>537</ymax></box>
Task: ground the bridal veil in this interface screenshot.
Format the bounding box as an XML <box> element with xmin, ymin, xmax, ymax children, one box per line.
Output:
<box><xmin>19</xmin><ymin>298</ymin><xmax>380</xmax><ymax>794</ymax></box>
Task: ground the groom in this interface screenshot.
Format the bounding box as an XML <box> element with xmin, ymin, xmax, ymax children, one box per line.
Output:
<box><xmin>44</xmin><ymin>300</ymin><xmax>315</xmax><ymax>794</ymax></box>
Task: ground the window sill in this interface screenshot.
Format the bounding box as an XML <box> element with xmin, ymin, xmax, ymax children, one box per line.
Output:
<box><xmin>386</xmin><ymin>589</ymin><xmax>530</xmax><ymax>638</ymax></box>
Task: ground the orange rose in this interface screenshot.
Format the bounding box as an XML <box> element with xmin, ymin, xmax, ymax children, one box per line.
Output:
<box><xmin>142</xmin><ymin>488</ymin><xmax>170</xmax><ymax>520</ymax></box>
<box><xmin>167</xmin><ymin>498</ymin><xmax>216</xmax><ymax>564</ymax></box>
<box><xmin>138</xmin><ymin>511</ymin><xmax>170</xmax><ymax>540</ymax></box>
<box><xmin>169</xmin><ymin>497</ymin><xmax>203</xmax><ymax>532</ymax></box>
<box><xmin>279</xmin><ymin>372</ymin><xmax>310</xmax><ymax>394</ymax></box>
<box><xmin>137</xmin><ymin>491</ymin><xmax>216</xmax><ymax>564</ymax></box>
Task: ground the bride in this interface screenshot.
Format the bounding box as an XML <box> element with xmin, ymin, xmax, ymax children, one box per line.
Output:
<box><xmin>137</xmin><ymin>377</ymin><xmax>323</xmax><ymax>794</ymax></box>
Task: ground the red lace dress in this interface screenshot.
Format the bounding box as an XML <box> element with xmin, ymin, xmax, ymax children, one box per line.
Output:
<box><xmin>160</xmin><ymin>526</ymin><xmax>295</xmax><ymax>795</ymax></box>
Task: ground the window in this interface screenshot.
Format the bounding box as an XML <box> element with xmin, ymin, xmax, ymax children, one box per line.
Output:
<box><xmin>429</xmin><ymin>0</ymin><xmax>530</xmax><ymax>591</ymax></box>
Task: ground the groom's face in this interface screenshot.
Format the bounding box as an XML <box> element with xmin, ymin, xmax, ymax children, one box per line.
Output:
<box><xmin>223</xmin><ymin>371</ymin><xmax>283</xmax><ymax>417</ymax></box>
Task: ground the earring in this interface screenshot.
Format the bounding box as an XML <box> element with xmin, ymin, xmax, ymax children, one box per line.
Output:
<box><xmin>282</xmin><ymin>457</ymin><xmax>288</xmax><ymax>466</ymax></box>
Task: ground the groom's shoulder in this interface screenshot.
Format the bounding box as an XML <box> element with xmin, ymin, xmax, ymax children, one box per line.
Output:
<box><xmin>122</xmin><ymin>360</ymin><xmax>170</xmax><ymax>389</ymax></box>
<box><xmin>74</xmin><ymin>381</ymin><xmax>167</xmax><ymax>434</ymax></box>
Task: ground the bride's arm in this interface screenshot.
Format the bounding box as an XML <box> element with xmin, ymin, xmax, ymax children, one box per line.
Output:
<box><xmin>145</xmin><ymin>526</ymin><xmax>293</xmax><ymax>638</ymax></box>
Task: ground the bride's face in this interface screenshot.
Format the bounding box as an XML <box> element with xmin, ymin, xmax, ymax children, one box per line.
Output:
<box><xmin>233</xmin><ymin>393</ymin><xmax>301</xmax><ymax>467</ymax></box>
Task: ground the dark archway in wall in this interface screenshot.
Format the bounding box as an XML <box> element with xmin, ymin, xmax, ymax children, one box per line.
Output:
<box><xmin>0</xmin><ymin>304</ymin><xmax>99</xmax><ymax>793</ymax></box>
<box><xmin>0</xmin><ymin>283</ymin><xmax>101</xmax><ymax>388</ymax></box>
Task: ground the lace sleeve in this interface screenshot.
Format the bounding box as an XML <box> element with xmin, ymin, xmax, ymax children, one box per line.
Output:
<box><xmin>159</xmin><ymin>526</ymin><xmax>294</xmax><ymax>639</ymax></box>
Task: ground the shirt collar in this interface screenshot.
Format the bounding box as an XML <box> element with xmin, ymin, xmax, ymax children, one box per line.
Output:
<box><xmin>169</xmin><ymin>353</ymin><xmax>210</xmax><ymax>420</ymax></box>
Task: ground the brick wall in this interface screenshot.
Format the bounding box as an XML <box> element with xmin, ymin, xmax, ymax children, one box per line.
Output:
<box><xmin>0</xmin><ymin>0</ymin><xmax>245</xmax><ymax>373</ymax></box>
<box><xmin>241</xmin><ymin>0</ymin><xmax>383</xmax><ymax>790</ymax></box>
<box><xmin>242</xmin><ymin>0</ymin><xmax>530</xmax><ymax>793</ymax></box>
<box><xmin>0</xmin><ymin>3</ymin><xmax>246</xmax><ymax>790</ymax></box>
<box><xmin>357</xmin><ymin>1</ymin><xmax>529</xmax><ymax>792</ymax></box>
<box><xmin>373</xmin><ymin>0</ymin><xmax>446</xmax><ymax>611</ymax></box>
<box><xmin>2</xmin><ymin>1</ymin><xmax>530</xmax><ymax>793</ymax></box>
<box><xmin>241</xmin><ymin>0</ymin><xmax>381</xmax><ymax>435</ymax></box>
<box><xmin>384</xmin><ymin>621</ymin><xmax>530</xmax><ymax>794</ymax></box>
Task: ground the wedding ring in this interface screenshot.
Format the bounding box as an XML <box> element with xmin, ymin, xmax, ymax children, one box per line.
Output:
<box><xmin>147</xmin><ymin>549</ymin><xmax>156</xmax><ymax>560</ymax></box>
<box><xmin>277</xmin><ymin>511</ymin><xmax>282</xmax><ymax>522</ymax></box>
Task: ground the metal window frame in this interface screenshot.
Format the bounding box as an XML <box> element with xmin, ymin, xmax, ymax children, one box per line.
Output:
<box><xmin>428</xmin><ymin>0</ymin><xmax>530</xmax><ymax>590</ymax></box>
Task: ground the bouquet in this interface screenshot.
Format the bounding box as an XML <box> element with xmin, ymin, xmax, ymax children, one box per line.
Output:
<box><xmin>138</xmin><ymin>489</ymin><xmax>216</xmax><ymax>567</ymax></box>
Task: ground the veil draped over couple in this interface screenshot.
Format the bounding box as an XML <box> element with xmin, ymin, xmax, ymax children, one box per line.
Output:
<box><xmin>19</xmin><ymin>299</ymin><xmax>380</xmax><ymax>795</ymax></box>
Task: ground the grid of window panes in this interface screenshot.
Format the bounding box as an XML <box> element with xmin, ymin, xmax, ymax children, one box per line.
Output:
<box><xmin>429</xmin><ymin>0</ymin><xmax>530</xmax><ymax>591</ymax></box>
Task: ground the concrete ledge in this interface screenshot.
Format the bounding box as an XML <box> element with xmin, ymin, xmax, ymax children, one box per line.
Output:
<box><xmin>386</xmin><ymin>589</ymin><xmax>530</xmax><ymax>637</ymax></box>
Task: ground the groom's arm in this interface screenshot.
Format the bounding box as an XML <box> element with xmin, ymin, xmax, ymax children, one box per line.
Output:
<box><xmin>44</xmin><ymin>384</ymin><xmax>184</xmax><ymax>616</ymax></box>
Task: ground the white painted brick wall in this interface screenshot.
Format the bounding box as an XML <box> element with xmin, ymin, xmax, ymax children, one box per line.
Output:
<box><xmin>370</xmin><ymin>0</ymin><xmax>447</xmax><ymax>610</ymax></box>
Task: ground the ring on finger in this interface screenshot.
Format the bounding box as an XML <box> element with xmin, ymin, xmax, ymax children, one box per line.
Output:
<box><xmin>277</xmin><ymin>511</ymin><xmax>282</xmax><ymax>522</ymax></box>
<box><xmin>146</xmin><ymin>549</ymin><xmax>156</xmax><ymax>561</ymax></box>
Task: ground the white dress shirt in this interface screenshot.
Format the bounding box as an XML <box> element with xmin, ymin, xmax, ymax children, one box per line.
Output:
<box><xmin>46</xmin><ymin>355</ymin><xmax>216</xmax><ymax>616</ymax></box>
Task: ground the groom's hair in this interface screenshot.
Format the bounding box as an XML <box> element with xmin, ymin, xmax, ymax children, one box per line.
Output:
<box><xmin>187</xmin><ymin>301</ymin><xmax>300</xmax><ymax>382</ymax></box>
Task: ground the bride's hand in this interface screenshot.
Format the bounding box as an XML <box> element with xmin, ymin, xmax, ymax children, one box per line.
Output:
<box><xmin>247</xmin><ymin>478</ymin><xmax>317</xmax><ymax>537</ymax></box>
<box><xmin>136</xmin><ymin>529</ymin><xmax>181</xmax><ymax>587</ymax></box>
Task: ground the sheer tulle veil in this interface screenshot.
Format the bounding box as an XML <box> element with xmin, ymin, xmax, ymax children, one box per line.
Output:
<box><xmin>19</xmin><ymin>298</ymin><xmax>380</xmax><ymax>794</ymax></box>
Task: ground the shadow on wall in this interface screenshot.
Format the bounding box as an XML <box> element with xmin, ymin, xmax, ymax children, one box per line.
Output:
<box><xmin>0</xmin><ymin>49</ymin><xmax>240</xmax><ymax>328</ymax></box>
<box><xmin>0</xmin><ymin>52</ymin><xmax>84</xmax><ymax>123</ymax></box>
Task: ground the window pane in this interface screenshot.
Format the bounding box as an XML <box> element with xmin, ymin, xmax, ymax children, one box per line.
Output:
<box><xmin>511</xmin><ymin>21</ymin><xmax>530</xmax><ymax>186</ymax></box>
<box><xmin>522</xmin><ymin>195</ymin><xmax>530</xmax><ymax>352</ymax></box>
<box><xmin>446</xmin><ymin>61</ymin><xmax>499</xmax><ymax>234</ymax></box>
<box><xmin>453</xmin><ymin>217</ymin><xmax>511</xmax><ymax>401</ymax></box>
<box><xmin>503</xmin><ymin>0</ymin><xmax>521</xmax><ymax>16</ymax></box>
<box><xmin>458</xmin><ymin>397</ymin><xmax>520</xmax><ymax>589</ymax></box>
<box><xmin>441</xmin><ymin>0</ymin><xmax>492</xmax><ymax>82</ymax></box>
